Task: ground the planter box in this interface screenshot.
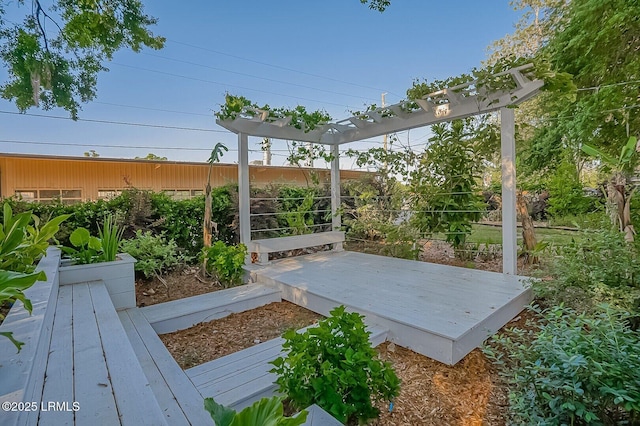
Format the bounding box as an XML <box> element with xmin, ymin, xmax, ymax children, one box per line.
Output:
<box><xmin>59</xmin><ymin>253</ymin><xmax>136</xmax><ymax>310</ymax></box>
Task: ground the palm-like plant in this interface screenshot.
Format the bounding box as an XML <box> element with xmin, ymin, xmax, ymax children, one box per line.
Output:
<box><xmin>582</xmin><ymin>136</ymin><xmax>638</xmax><ymax>241</ymax></box>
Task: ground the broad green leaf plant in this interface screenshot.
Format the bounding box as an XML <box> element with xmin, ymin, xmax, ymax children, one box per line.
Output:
<box><xmin>204</xmin><ymin>396</ymin><xmax>307</xmax><ymax>426</ymax></box>
<box><xmin>0</xmin><ymin>203</ymin><xmax>69</xmax><ymax>351</ymax></box>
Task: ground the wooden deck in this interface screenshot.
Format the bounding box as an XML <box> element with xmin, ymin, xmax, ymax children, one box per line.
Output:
<box><xmin>249</xmin><ymin>250</ymin><xmax>532</xmax><ymax>365</ymax></box>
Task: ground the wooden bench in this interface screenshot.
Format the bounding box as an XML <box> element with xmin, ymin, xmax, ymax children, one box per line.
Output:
<box><xmin>250</xmin><ymin>231</ymin><xmax>345</xmax><ymax>264</ymax></box>
<box><xmin>186</xmin><ymin>322</ymin><xmax>388</xmax><ymax>410</ymax></box>
<box><xmin>119</xmin><ymin>308</ymin><xmax>214</xmax><ymax>425</ymax></box>
<box><xmin>141</xmin><ymin>284</ymin><xmax>281</xmax><ymax>334</ymax></box>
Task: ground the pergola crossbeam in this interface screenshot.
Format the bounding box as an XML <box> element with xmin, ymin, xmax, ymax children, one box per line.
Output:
<box><xmin>216</xmin><ymin>65</ymin><xmax>542</xmax><ymax>146</ymax></box>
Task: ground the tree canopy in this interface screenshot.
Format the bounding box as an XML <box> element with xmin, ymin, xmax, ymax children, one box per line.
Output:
<box><xmin>0</xmin><ymin>0</ymin><xmax>164</xmax><ymax>118</ymax></box>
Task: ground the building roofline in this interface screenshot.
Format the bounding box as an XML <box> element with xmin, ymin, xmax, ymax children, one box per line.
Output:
<box><xmin>0</xmin><ymin>152</ymin><xmax>364</xmax><ymax>173</ymax></box>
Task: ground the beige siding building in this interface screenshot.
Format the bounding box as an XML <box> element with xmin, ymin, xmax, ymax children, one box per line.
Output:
<box><xmin>0</xmin><ymin>153</ymin><xmax>369</xmax><ymax>203</ymax></box>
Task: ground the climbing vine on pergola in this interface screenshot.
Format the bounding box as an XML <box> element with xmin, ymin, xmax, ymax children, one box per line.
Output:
<box><xmin>216</xmin><ymin>64</ymin><xmax>544</xmax><ymax>275</ymax></box>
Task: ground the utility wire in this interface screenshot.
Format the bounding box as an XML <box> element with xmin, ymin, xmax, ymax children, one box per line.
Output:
<box><xmin>141</xmin><ymin>52</ymin><xmax>380</xmax><ymax>103</ymax></box>
<box><xmin>166</xmin><ymin>39</ymin><xmax>404</xmax><ymax>99</ymax></box>
<box><xmin>0</xmin><ymin>110</ymin><xmax>228</xmax><ymax>132</ymax></box>
<box><xmin>93</xmin><ymin>101</ymin><xmax>213</xmax><ymax>117</ymax></box>
<box><xmin>110</xmin><ymin>63</ymin><xmax>360</xmax><ymax>110</ymax></box>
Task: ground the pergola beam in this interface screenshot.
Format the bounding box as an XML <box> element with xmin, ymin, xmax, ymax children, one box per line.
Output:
<box><xmin>216</xmin><ymin>65</ymin><xmax>543</xmax><ymax>146</ymax></box>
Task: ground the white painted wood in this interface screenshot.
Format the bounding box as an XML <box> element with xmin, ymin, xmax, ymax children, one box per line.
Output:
<box><xmin>299</xmin><ymin>404</ymin><xmax>342</xmax><ymax>426</ymax></box>
<box><xmin>39</xmin><ymin>284</ymin><xmax>74</xmax><ymax>426</ymax></box>
<box><xmin>141</xmin><ymin>284</ymin><xmax>281</xmax><ymax>334</ymax></box>
<box><xmin>238</xmin><ymin>132</ymin><xmax>251</xmax><ymax>249</ymax></box>
<box><xmin>250</xmin><ymin>231</ymin><xmax>345</xmax><ymax>264</ymax></box>
<box><xmin>118</xmin><ymin>310</ymin><xmax>191</xmax><ymax>426</ymax></box>
<box><xmin>254</xmin><ymin>251</ymin><xmax>531</xmax><ymax>365</ymax></box>
<box><xmin>501</xmin><ymin>107</ymin><xmax>517</xmax><ymax>275</ymax></box>
<box><xmin>0</xmin><ymin>248</ymin><xmax>60</xmax><ymax>426</ymax></box>
<box><xmin>123</xmin><ymin>308</ymin><xmax>215</xmax><ymax>425</ymax></box>
<box><xmin>59</xmin><ymin>253</ymin><xmax>136</xmax><ymax>309</ymax></box>
<box><xmin>330</xmin><ymin>145</ymin><xmax>342</xmax><ymax>239</ymax></box>
<box><xmin>88</xmin><ymin>281</ymin><xmax>168</xmax><ymax>426</ymax></box>
<box><xmin>71</xmin><ymin>283</ymin><xmax>121</xmax><ymax>425</ymax></box>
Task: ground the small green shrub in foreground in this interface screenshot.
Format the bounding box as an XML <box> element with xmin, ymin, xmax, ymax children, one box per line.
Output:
<box><xmin>201</xmin><ymin>241</ymin><xmax>247</xmax><ymax>287</ymax></box>
<box><xmin>120</xmin><ymin>231</ymin><xmax>185</xmax><ymax>279</ymax></box>
<box><xmin>485</xmin><ymin>305</ymin><xmax>640</xmax><ymax>425</ymax></box>
<box><xmin>270</xmin><ymin>305</ymin><xmax>400</xmax><ymax>424</ymax></box>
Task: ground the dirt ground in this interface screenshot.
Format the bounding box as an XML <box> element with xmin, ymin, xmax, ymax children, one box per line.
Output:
<box><xmin>159</xmin><ymin>301</ymin><xmax>322</xmax><ymax>369</ymax></box>
<box><xmin>144</xmin><ymin>243</ymin><xmax>536</xmax><ymax>425</ymax></box>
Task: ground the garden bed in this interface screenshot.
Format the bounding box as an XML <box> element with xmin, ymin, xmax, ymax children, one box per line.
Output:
<box><xmin>159</xmin><ymin>301</ymin><xmax>322</xmax><ymax>369</ymax></box>
<box><xmin>135</xmin><ymin>267</ymin><xmax>224</xmax><ymax>307</ymax></box>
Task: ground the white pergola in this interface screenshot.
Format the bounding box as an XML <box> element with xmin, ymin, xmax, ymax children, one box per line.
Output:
<box><xmin>217</xmin><ymin>64</ymin><xmax>543</xmax><ymax>275</ymax></box>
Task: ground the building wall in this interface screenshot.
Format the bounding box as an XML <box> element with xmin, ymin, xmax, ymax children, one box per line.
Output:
<box><xmin>0</xmin><ymin>154</ymin><xmax>369</xmax><ymax>202</ymax></box>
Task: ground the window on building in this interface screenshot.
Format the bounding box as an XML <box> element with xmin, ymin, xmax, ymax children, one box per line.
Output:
<box><xmin>162</xmin><ymin>189</ymin><xmax>191</xmax><ymax>200</ymax></box>
<box><xmin>15</xmin><ymin>190</ymin><xmax>36</xmax><ymax>201</ymax></box>
<box><xmin>15</xmin><ymin>189</ymin><xmax>82</xmax><ymax>204</ymax></box>
<box><xmin>98</xmin><ymin>190</ymin><xmax>122</xmax><ymax>200</ymax></box>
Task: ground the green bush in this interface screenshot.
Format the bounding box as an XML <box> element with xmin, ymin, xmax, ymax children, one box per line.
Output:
<box><xmin>546</xmin><ymin>160</ymin><xmax>598</xmax><ymax>218</ymax></box>
<box><xmin>270</xmin><ymin>305</ymin><xmax>400</xmax><ymax>424</ymax></box>
<box><xmin>120</xmin><ymin>231</ymin><xmax>185</xmax><ymax>279</ymax></box>
<box><xmin>486</xmin><ymin>305</ymin><xmax>640</xmax><ymax>425</ymax></box>
<box><xmin>536</xmin><ymin>227</ymin><xmax>640</xmax><ymax>319</ymax></box>
<box><xmin>202</xmin><ymin>241</ymin><xmax>247</xmax><ymax>287</ymax></box>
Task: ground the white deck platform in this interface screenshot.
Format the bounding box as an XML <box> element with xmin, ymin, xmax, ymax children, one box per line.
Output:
<box><xmin>249</xmin><ymin>250</ymin><xmax>532</xmax><ymax>365</ymax></box>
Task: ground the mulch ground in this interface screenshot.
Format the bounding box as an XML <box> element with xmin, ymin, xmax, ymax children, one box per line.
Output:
<box><xmin>159</xmin><ymin>301</ymin><xmax>322</xmax><ymax>369</ymax></box>
<box><xmin>141</xmin><ymin>243</ymin><xmax>540</xmax><ymax>425</ymax></box>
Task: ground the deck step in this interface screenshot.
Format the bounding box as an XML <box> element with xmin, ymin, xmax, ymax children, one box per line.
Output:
<box><xmin>141</xmin><ymin>284</ymin><xmax>281</xmax><ymax>334</ymax></box>
<box><xmin>186</xmin><ymin>323</ymin><xmax>388</xmax><ymax>410</ymax></box>
<box><xmin>119</xmin><ymin>308</ymin><xmax>214</xmax><ymax>425</ymax></box>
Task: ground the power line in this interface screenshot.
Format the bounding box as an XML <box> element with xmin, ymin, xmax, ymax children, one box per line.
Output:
<box><xmin>111</xmin><ymin>63</ymin><xmax>360</xmax><ymax>110</ymax></box>
<box><xmin>0</xmin><ymin>110</ymin><xmax>229</xmax><ymax>132</ymax></box>
<box><xmin>0</xmin><ymin>139</ymin><xmax>231</xmax><ymax>152</ymax></box>
<box><xmin>166</xmin><ymin>39</ymin><xmax>404</xmax><ymax>99</ymax></box>
<box><xmin>141</xmin><ymin>52</ymin><xmax>380</xmax><ymax>103</ymax></box>
<box><xmin>93</xmin><ymin>101</ymin><xmax>213</xmax><ymax>117</ymax></box>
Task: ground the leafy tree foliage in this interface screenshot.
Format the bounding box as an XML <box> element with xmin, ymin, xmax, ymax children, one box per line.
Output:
<box><xmin>0</xmin><ymin>0</ymin><xmax>164</xmax><ymax>118</ymax></box>
<box><xmin>359</xmin><ymin>0</ymin><xmax>390</xmax><ymax>12</ymax></box>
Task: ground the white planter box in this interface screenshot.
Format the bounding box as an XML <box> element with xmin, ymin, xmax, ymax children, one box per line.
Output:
<box><xmin>59</xmin><ymin>253</ymin><xmax>136</xmax><ymax>310</ymax></box>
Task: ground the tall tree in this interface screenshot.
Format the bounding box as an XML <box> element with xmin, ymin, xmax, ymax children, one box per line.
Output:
<box><xmin>0</xmin><ymin>0</ymin><xmax>164</xmax><ymax>118</ymax></box>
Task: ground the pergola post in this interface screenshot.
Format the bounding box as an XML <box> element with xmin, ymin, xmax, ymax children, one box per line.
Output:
<box><xmin>238</xmin><ymin>133</ymin><xmax>251</xmax><ymax>252</ymax></box>
<box><xmin>330</xmin><ymin>144</ymin><xmax>343</xmax><ymax>250</ymax></box>
<box><xmin>500</xmin><ymin>107</ymin><xmax>517</xmax><ymax>275</ymax></box>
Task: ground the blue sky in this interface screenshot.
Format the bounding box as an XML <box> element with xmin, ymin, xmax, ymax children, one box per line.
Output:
<box><xmin>0</xmin><ymin>1</ymin><xmax>522</xmax><ymax>167</ymax></box>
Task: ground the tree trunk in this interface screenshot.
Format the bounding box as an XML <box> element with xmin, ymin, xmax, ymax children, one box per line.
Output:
<box><xmin>203</xmin><ymin>182</ymin><xmax>212</xmax><ymax>248</ymax></box>
<box><xmin>607</xmin><ymin>173</ymin><xmax>635</xmax><ymax>242</ymax></box>
<box><xmin>517</xmin><ymin>192</ymin><xmax>538</xmax><ymax>264</ymax></box>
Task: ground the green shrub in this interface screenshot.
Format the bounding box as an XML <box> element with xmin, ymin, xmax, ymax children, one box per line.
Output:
<box><xmin>204</xmin><ymin>396</ymin><xmax>307</xmax><ymax>426</ymax></box>
<box><xmin>270</xmin><ymin>305</ymin><xmax>400</xmax><ymax>424</ymax></box>
<box><xmin>486</xmin><ymin>305</ymin><xmax>640</xmax><ymax>425</ymax></box>
<box><xmin>546</xmin><ymin>159</ymin><xmax>598</xmax><ymax>218</ymax></box>
<box><xmin>536</xmin><ymin>227</ymin><xmax>640</xmax><ymax>319</ymax></box>
<box><xmin>202</xmin><ymin>241</ymin><xmax>247</xmax><ymax>287</ymax></box>
<box><xmin>120</xmin><ymin>231</ymin><xmax>185</xmax><ymax>279</ymax></box>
